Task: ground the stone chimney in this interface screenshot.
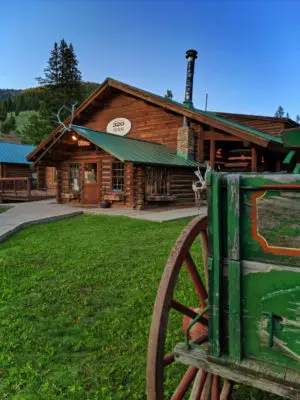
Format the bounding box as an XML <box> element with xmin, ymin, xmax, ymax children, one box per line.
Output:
<box><xmin>177</xmin><ymin>126</ymin><xmax>195</xmax><ymax>160</ymax></box>
<box><xmin>177</xmin><ymin>50</ymin><xmax>197</xmax><ymax>160</ymax></box>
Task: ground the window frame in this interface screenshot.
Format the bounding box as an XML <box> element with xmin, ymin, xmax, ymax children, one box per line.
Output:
<box><xmin>68</xmin><ymin>163</ymin><xmax>81</xmax><ymax>193</ymax></box>
<box><xmin>111</xmin><ymin>160</ymin><xmax>125</xmax><ymax>192</ymax></box>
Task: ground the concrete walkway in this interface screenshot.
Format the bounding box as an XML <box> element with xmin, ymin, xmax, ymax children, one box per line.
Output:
<box><xmin>0</xmin><ymin>200</ymin><xmax>83</xmax><ymax>243</ymax></box>
<box><xmin>0</xmin><ymin>199</ymin><xmax>206</xmax><ymax>243</ymax></box>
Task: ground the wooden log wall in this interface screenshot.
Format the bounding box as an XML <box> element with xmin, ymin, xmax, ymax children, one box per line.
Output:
<box><xmin>215</xmin><ymin>113</ymin><xmax>289</xmax><ymax>136</ymax></box>
<box><xmin>84</xmin><ymin>91</ymin><xmax>182</xmax><ymax>151</ymax></box>
<box><xmin>101</xmin><ymin>156</ymin><xmax>112</xmax><ymax>195</ymax></box>
<box><xmin>3</xmin><ymin>163</ymin><xmax>31</xmax><ymax>178</ymax></box>
<box><xmin>170</xmin><ymin>167</ymin><xmax>197</xmax><ymax>205</ymax></box>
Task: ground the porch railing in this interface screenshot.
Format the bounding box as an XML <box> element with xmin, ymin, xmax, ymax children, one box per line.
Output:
<box><xmin>0</xmin><ymin>177</ymin><xmax>31</xmax><ymax>197</ymax></box>
<box><xmin>0</xmin><ymin>178</ymin><xmax>56</xmax><ymax>200</ymax></box>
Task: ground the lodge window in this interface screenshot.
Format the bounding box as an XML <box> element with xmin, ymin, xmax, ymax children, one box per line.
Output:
<box><xmin>145</xmin><ymin>166</ymin><xmax>171</xmax><ymax>195</ymax></box>
<box><xmin>84</xmin><ymin>163</ymin><xmax>97</xmax><ymax>183</ymax></box>
<box><xmin>69</xmin><ymin>163</ymin><xmax>80</xmax><ymax>192</ymax></box>
<box><xmin>112</xmin><ymin>161</ymin><xmax>125</xmax><ymax>191</ymax></box>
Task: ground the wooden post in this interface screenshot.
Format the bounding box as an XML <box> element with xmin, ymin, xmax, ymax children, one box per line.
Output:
<box><xmin>98</xmin><ymin>160</ymin><xmax>102</xmax><ymax>202</ymax></box>
<box><xmin>56</xmin><ymin>164</ymin><xmax>63</xmax><ymax>204</ymax></box>
<box><xmin>135</xmin><ymin>166</ymin><xmax>144</xmax><ymax>210</ymax></box>
<box><xmin>251</xmin><ymin>147</ymin><xmax>258</xmax><ymax>172</ymax></box>
<box><xmin>27</xmin><ymin>177</ymin><xmax>31</xmax><ymax>200</ymax></box>
<box><xmin>198</xmin><ymin>126</ymin><xmax>204</xmax><ymax>162</ymax></box>
<box><xmin>126</xmin><ymin>162</ymin><xmax>134</xmax><ymax>208</ymax></box>
<box><xmin>210</xmin><ymin>139</ymin><xmax>216</xmax><ymax>169</ymax></box>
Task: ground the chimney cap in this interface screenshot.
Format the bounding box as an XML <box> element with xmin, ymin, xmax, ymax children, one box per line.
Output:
<box><xmin>186</xmin><ymin>49</ymin><xmax>198</xmax><ymax>59</ymax></box>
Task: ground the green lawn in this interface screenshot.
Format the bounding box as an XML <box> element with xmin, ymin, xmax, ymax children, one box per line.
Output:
<box><xmin>0</xmin><ymin>215</ymin><xmax>280</xmax><ymax>399</ymax></box>
<box><xmin>0</xmin><ymin>207</ymin><xmax>10</xmax><ymax>214</ymax></box>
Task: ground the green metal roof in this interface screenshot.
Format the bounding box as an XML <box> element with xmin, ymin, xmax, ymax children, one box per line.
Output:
<box><xmin>71</xmin><ymin>125</ymin><xmax>203</xmax><ymax>167</ymax></box>
<box><xmin>0</xmin><ymin>142</ymin><xmax>35</xmax><ymax>164</ymax></box>
<box><xmin>108</xmin><ymin>78</ymin><xmax>283</xmax><ymax>145</ymax></box>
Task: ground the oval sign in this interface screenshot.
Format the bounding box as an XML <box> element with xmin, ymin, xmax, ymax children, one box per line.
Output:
<box><xmin>106</xmin><ymin>118</ymin><xmax>131</xmax><ymax>136</ymax></box>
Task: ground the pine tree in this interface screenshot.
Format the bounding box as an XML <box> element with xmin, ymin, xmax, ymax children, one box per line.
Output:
<box><xmin>0</xmin><ymin>102</ymin><xmax>7</xmax><ymax>121</ymax></box>
<box><xmin>38</xmin><ymin>42</ymin><xmax>60</xmax><ymax>85</ymax></box>
<box><xmin>274</xmin><ymin>105</ymin><xmax>284</xmax><ymax>118</ymax></box>
<box><xmin>165</xmin><ymin>90</ymin><xmax>173</xmax><ymax>99</ymax></box>
<box><xmin>38</xmin><ymin>39</ymin><xmax>83</xmax><ymax>131</ymax></box>
<box><xmin>296</xmin><ymin>114</ymin><xmax>300</xmax><ymax>124</ymax></box>
<box><xmin>286</xmin><ymin>112</ymin><xmax>290</xmax><ymax>119</ymax></box>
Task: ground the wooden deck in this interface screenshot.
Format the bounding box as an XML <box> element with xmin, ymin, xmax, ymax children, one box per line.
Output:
<box><xmin>0</xmin><ymin>178</ymin><xmax>56</xmax><ymax>202</ymax></box>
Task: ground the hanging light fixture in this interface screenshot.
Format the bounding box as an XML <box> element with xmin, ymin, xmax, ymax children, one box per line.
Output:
<box><xmin>72</xmin><ymin>134</ymin><xmax>77</xmax><ymax>141</ymax></box>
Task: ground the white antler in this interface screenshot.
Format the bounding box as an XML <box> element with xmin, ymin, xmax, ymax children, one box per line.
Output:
<box><xmin>192</xmin><ymin>163</ymin><xmax>211</xmax><ymax>210</ymax></box>
<box><xmin>193</xmin><ymin>162</ymin><xmax>210</xmax><ymax>192</ymax></box>
<box><xmin>56</xmin><ymin>103</ymin><xmax>78</xmax><ymax>132</ymax></box>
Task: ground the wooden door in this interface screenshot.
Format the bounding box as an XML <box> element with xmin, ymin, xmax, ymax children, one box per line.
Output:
<box><xmin>82</xmin><ymin>161</ymin><xmax>100</xmax><ymax>204</ymax></box>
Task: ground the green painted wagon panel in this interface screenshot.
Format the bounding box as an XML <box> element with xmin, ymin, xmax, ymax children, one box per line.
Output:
<box><xmin>242</xmin><ymin>270</ymin><xmax>300</xmax><ymax>371</ymax></box>
<box><xmin>241</xmin><ymin>189</ymin><xmax>300</xmax><ymax>267</ymax></box>
<box><xmin>208</xmin><ymin>171</ymin><xmax>300</xmax><ymax>373</ymax></box>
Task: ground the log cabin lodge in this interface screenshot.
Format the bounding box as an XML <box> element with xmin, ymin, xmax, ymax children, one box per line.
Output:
<box><xmin>27</xmin><ymin>50</ymin><xmax>299</xmax><ymax>209</ymax></box>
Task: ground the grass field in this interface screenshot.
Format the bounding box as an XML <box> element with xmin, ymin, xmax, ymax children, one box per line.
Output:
<box><xmin>0</xmin><ymin>207</ymin><xmax>10</xmax><ymax>214</ymax></box>
<box><xmin>0</xmin><ymin>215</ymin><xmax>280</xmax><ymax>399</ymax></box>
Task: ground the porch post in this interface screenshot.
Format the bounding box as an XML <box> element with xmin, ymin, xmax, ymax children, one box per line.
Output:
<box><xmin>210</xmin><ymin>139</ymin><xmax>216</xmax><ymax>169</ymax></box>
<box><xmin>135</xmin><ymin>166</ymin><xmax>144</xmax><ymax>210</ymax></box>
<box><xmin>37</xmin><ymin>166</ymin><xmax>46</xmax><ymax>189</ymax></box>
<box><xmin>56</xmin><ymin>163</ymin><xmax>63</xmax><ymax>204</ymax></box>
<box><xmin>251</xmin><ymin>147</ymin><xmax>258</xmax><ymax>172</ymax></box>
<box><xmin>198</xmin><ymin>126</ymin><xmax>204</xmax><ymax>162</ymax></box>
<box><xmin>125</xmin><ymin>162</ymin><xmax>134</xmax><ymax>208</ymax></box>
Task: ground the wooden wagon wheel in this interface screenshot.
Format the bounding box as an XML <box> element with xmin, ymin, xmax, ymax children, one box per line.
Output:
<box><xmin>147</xmin><ymin>215</ymin><xmax>233</xmax><ymax>399</ymax></box>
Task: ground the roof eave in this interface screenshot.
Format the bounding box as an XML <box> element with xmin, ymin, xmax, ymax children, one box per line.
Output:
<box><xmin>28</xmin><ymin>77</ymin><xmax>282</xmax><ymax>162</ymax></box>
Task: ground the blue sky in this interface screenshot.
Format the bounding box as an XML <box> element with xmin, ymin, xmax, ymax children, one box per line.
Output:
<box><xmin>1</xmin><ymin>0</ymin><xmax>300</xmax><ymax>118</ymax></box>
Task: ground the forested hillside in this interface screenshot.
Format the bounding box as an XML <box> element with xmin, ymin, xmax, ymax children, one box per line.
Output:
<box><xmin>0</xmin><ymin>89</ymin><xmax>21</xmax><ymax>100</ymax></box>
<box><xmin>0</xmin><ymin>81</ymin><xmax>99</xmax><ymax>118</ymax></box>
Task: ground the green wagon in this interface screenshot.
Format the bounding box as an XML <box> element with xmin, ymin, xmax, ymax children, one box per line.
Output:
<box><xmin>147</xmin><ymin>128</ymin><xmax>300</xmax><ymax>399</ymax></box>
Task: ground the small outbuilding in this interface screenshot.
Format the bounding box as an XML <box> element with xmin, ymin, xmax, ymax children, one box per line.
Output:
<box><xmin>0</xmin><ymin>141</ymin><xmax>56</xmax><ymax>201</ymax></box>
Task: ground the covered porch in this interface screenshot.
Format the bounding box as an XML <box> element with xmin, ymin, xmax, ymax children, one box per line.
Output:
<box><xmin>30</xmin><ymin>125</ymin><xmax>202</xmax><ymax>210</ymax></box>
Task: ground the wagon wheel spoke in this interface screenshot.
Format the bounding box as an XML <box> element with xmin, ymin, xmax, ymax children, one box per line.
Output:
<box><xmin>184</xmin><ymin>251</ymin><xmax>208</xmax><ymax>307</ymax></box>
<box><xmin>163</xmin><ymin>352</ymin><xmax>176</xmax><ymax>367</ymax></box>
<box><xmin>171</xmin><ymin>366</ymin><xmax>198</xmax><ymax>400</ymax></box>
<box><xmin>170</xmin><ymin>299</ymin><xmax>208</xmax><ymax>326</ymax></box>
<box><xmin>220</xmin><ymin>379</ymin><xmax>233</xmax><ymax>400</ymax></box>
<box><xmin>211</xmin><ymin>375</ymin><xmax>220</xmax><ymax>400</ymax></box>
<box><xmin>189</xmin><ymin>369</ymin><xmax>208</xmax><ymax>400</ymax></box>
<box><xmin>200</xmin><ymin>372</ymin><xmax>213</xmax><ymax>400</ymax></box>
